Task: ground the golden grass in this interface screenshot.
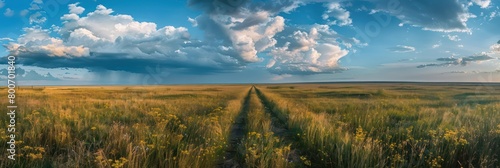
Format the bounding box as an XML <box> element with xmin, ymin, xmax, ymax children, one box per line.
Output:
<box><xmin>0</xmin><ymin>85</ymin><xmax>249</xmax><ymax>168</ymax></box>
<box><xmin>1</xmin><ymin>83</ymin><xmax>499</xmax><ymax>167</ymax></box>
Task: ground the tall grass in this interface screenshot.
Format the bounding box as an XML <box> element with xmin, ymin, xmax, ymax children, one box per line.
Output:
<box><xmin>1</xmin><ymin>84</ymin><xmax>498</xmax><ymax>167</ymax></box>
<box><xmin>258</xmin><ymin>84</ymin><xmax>500</xmax><ymax>167</ymax></box>
<box><xmin>0</xmin><ymin>86</ymin><xmax>249</xmax><ymax>167</ymax></box>
<box><xmin>256</xmin><ymin>87</ymin><xmax>385</xmax><ymax>167</ymax></box>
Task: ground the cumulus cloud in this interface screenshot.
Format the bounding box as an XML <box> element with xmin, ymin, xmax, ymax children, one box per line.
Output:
<box><xmin>322</xmin><ymin>2</ymin><xmax>352</xmax><ymax>26</ymax></box>
<box><xmin>4</xmin><ymin>1</ymin><xmax>365</xmax><ymax>76</ymax></box>
<box><xmin>491</xmin><ymin>43</ymin><xmax>500</xmax><ymax>53</ymax></box>
<box><xmin>417</xmin><ymin>55</ymin><xmax>495</xmax><ymax>68</ymax></box>
<box><xmin>193</xmin><ymin>9</ymin><xmax>285</xmax><ymax>63</ymax></box>
<box><xmin>390</xmin><ymin>45</ymin><xmax>415</xmax><ymax>53</ymax></box>
<box><xmin>68</xmin><ymin>2</ymin><xmax>85</xmax><ymax>14</ymax></box>
<box><xmin>447</xmin><ymin>35</ymin><xmax>461</xmax><ymax>41</ymax></box>
<box><xmin>267</xmin><ymin>25</ymin><xmax>349</xmax><ymax>75</ymax></box>
<box><xmin>29</xmin><ymin>11</ymin><xmax>47</xmax><ymax>24</ymax></box>
<box><xmin>6</xmin><ymin>4</ymin><xmax>244</xmax><ymax>74</ymax></box>
<box><xmin>371</xmin><ymin>0</ymin><xmax>474</xmax><ymax>32</ymax></box>
<box><xmin>472</xmin><ymin>0</ymin><xmax>491</xmax><ymax>8</ymax></box>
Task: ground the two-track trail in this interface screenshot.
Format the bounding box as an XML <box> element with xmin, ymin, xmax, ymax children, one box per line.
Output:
<box><xmin>220</xmin><ymin>86</ymin><xmax>305</xmax><ymax>168</ymax></box>
<box><xmin>220</xmin><ymin>88</ymin><xmax>252</xmax><ymax>168</ymax></box>
<box><xmin>254</xmin><ymin>87</ymin><xmax>303</xmax><ymax>164</ymax></box>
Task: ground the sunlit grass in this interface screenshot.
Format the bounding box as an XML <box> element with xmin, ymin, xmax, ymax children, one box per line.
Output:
<box><xmin>258</xmin><ymin>84</ymin><xmax>500</xmax><ymax>167</ymax></box>
<box><xmin>0</xmin><ymin>85</ymin><xmax>249</xmax><ymax>167</ymax></box>
<box><xmin>0</xmin><ymin>83</ymin><xmax>499</xmax><ymax>167</ymax></box>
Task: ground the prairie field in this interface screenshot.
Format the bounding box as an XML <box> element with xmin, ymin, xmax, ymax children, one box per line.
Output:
<box><xmin>1</xmin><ymin>83</ymin><xmax>500</xmax><ymax>168</ymax></box>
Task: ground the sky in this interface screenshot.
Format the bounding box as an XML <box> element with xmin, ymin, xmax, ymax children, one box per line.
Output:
<box><xmin>0</xmin><ymin>0</ymin><xmax>500</xmax><ymax>85</ymax></box>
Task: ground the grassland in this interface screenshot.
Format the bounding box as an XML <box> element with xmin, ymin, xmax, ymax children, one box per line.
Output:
<box><xmin>1</xmin><ymin>83</ymin><xmax>500</xmax><ymax>167</ymax></box>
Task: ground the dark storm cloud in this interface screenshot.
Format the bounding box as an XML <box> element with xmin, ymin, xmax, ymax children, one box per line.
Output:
<box><xmin>7</xmin><ymin>50</ymin><xmax>243</xmax><ymax>75</ymax></box>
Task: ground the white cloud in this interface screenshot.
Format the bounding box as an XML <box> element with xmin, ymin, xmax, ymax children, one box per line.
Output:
<box><xmin>8</xmin><ymin>4</ymin><xmax>243</xmax><ymax>74</ymax></box>
<box><xmin>267</xmin><ymin>25</ymin><xmax>349</xmax><ymax>75</ymax></box>
<box><xmin>390</xmin><ymin>45</ymin><xmax>416</xmax><ymax>53</ymax></box>
<box><xmin>4</xmin><ymin>8</ymin><xmax>13</xmax><ymax>17</ymax></box>
<box><xmin>0</xmin><ymin>1</ymin><xmax>4</xmax><ymax>9</ymax></box>
<box><xmin>322</xmin><ymin>2</ymin><xmax>352</xmax><ymax>26</ymax></box>
<box><xmin>432</xmin><ymin>44</ymin><xmax>441</xmax><ymax>48</ymax></box>
<box><xmin>187</xmin><ymin>17</ymin><xmax>197</xmax><ymax>27</ymax></box>
<box><xmin>195</xmin><ymin>10</ymin><xmax>285</xmax><ymax>62</ymax></box>
<box><xmin>29</xmin><ymin>11</ymin><xmax>46</xmax><ymax>24</ymax></box>
<box><xmin>0</xmin><ymin>37</ymin><xmax>13</xmax><ymax>41</ymax></box>
<box><xmin>472</xmin><ymin>0</ymin><xmax>491</xmax><ymax>8</ymax></box>
<box><xmin>9</xmin><ymin>27</ymin><xmax>89</xmax><ymax>57</ymax></box>
<box><xmin>447</xmin><ymin>35</ymin><xmax>461</xmax><ymax>41</ymax></box>
<box><xmin>489</xmin><ymin>11</ymin><xmax>499</xmax><ymax>20</ymax></box>
<box><xmin>68</xmin><ymin>3</ymin><xmax>85</xmax><ymax>14</ymax></box>
<box><xmin>458</xmin><ymin>44</ymin><xmax>464</xmax><ymax>48</ymax></box>
<box><xmin>491</xmin><ymin>44</ymin><xmax>500</xmax><ymax>53</ymax></box>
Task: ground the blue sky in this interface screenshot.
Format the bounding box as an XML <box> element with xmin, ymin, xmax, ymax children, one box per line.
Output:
<box><xmin>0</xmin><ymin>0</ymin><xmax>500</xmax><ymax>85</ymax></box>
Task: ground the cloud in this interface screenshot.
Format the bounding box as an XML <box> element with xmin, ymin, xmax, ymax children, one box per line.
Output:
<box><xmin>0</xmin><ymin>67</ymin><xmax>59</xmax><ymax>81</ymax></box>
<box><xmin>22</xmin><ymin>70</ymin><xmax>60</xmax><ymax>81</ymax></box>
<box><xmin>447</xmin><ymin>35</ymin><xmax>461</xmax><ymax>41</ymax></box>
<box><xmin>0</xmin><ymin>37</ymin><xmax>13</xmax><ymax>41</ymax></box>
<box><xmin>491</xmin><ymin>43</ymin><xmax>500</xmax><ymax>53</ymax></box>
<box><xmin>20</xmin><ymin>9</ymin><xmax>29</xmax><ymax>16</ymax></box>
<box><xmin>4</xmin><ymin>1</ymin><xmax>361</xmax><ymax>76</ymax></box>
<box><xmin>5</xmin><ymin>4</ymin><xmax>244</xmax><ymax>74</ymax></box>
<box><xmin>432</xmin><ymin>44</ymin><xmax>441</xmax><ymax>48</ymax></box>
<box><xmin>187</xmin><ymin>17</ymin><xmax>197</xmax><ymax>26</ymax></box>
<box><xmin>29</xmin><ymin>11</ymin><xmax>47</xmax><ymax>24</ymax></box>
<box><xmin>7</xmin><ymin>27</ymin><xmax>90</xmax><ymax>57</ymax></box>
<box><xmin>371</xmin><ymin>0</ymin><xmax>474</xmax><ymax>32</ymax></box>
<box><xmin>322</xmin><ymin>2</ymin><xmax>352</xmax><ymax>26</ymax></box>
<box><xmin>0</xmin><ymin>1</ymin><xmax>4</xmax><ymax>8</ymax></box>
<box><xmin>472</xmin><ymin>0</ymin><xmax>491</xmax><ymax>8</ymax></box>
<box><xmin>417</xmin><ymin>55</ymin><xmax>495</xmax><ymax>68</ymax></box>
<box><xmin>267</xmin><ymin>25</ymin><xmax>349</xmax><ymax>75</ymax></box>
<box><xmin>193</xmin><ymin>9</ymin><xmax>285</xmax><ymax>63</ymax></box>
<box><xmin>4</xmin><ymin>8</ymin><xmax>13</xmax><ymax>17</ymax></box>
<box><xmin>390</xmin><ymin>45</ymin><xmax>415</xmax><ymax>53</ymax></box>
<box><xmin>488</xmin><ymin>11</ymin><xmax>499</xmax><ymax>20</ymax></box>
<box><xmin>69</xmin><ymin>2</ymin><xmax>85</xmax><ymax>14</ymax></box>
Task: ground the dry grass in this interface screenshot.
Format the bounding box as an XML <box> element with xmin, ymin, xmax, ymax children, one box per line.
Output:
<box><xmin>257</xmin><ymin>83</ymin><xmax>500</xmax><ymax>167</ymax></box>
<box><xmin>0</xmin><ymin>85</ymin><xmax>249</xmax><ymax>167</ymax></box>
<box><xmin>1</xmin><ymin>83</ymin><xmax>499</xmax><ymax>167</ymax></box>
